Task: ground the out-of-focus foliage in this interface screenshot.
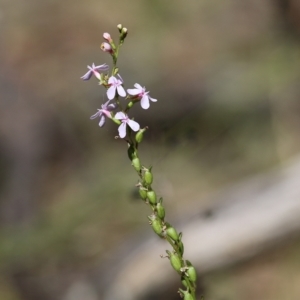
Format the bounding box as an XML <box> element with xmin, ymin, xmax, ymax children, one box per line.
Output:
<box><xmin>0</xmin><ymin>0</ymin><xmax>300</xmax><ymax>299</ymax></box>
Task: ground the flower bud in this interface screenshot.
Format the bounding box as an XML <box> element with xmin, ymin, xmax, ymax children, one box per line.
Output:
<box><xmin>166</xmin><ymin>250</ymin><xmax>182</xmax><ymax>272</ymax></box>
<box><xmin>165</xmin><ymin>223</ymin><xmax>179</xmax><ymax>242</ymax></box>
<box><xmin>147</xmin><ymin>190</ymin><xmax>157</xmax><ymax>205</ymax></box>
<box><xmin>144</xmin><ymin>168</ymin><xmax>153</xmax><ymax>185</ymax></box>
<box><xmin>179</xmin><ymin>289</ymin><xmax>194</xmax><ymax>300</ymax></box>
<box><xmin>103</xmin><ymin>32</ymin><xmax>112</xmax><ymax>43</ymax></box>
<box><xmin>135</xmin><ymin>128</ymin><xmax>146</xmax><ymax>143</ymax></box>
<box><xmin>181</xmin><ymin>278</ymin><xmax>188</xmax><ymax>288</ymax></box>
<box><xmin>186</xmin><ymin>266</ymin><xmax>197</xmax><ymax>283</ymax></box>
<box><xmin>100</xmin><ymin>42</ymin><xmax>113</xmax><ymax>53</ymax></box>
<box><xmin>132</xmin><ymin>157</ymin><xmax>141</xmax><ymax>172</ymax></box>
<box><xmin>148</xmin><ymin>215</ymin><xmax>163</xmax><ymax>236</ymax></box>
<box><xmin>156</xmin><ymin>202</ymin><xmax>165</xmax><ymax>219</ymax></box>
<box><xmin>117</xmin><ymin>24</ymin><xmax>123</xmax><ymax>32</ymax></box>
<box><xmin>185</xmin><ymin>260</ymin><xmax>197</xmax><ymax>282</ymax></box>
<box><xmin>139</xmin><ymin>187</ymin><xmax>147</xmax><ymax>200</ymax></box>
<box><xmin>120</xmin><ymin>27</ymin><xmax>128</xmax><ymax>40</ymax></box>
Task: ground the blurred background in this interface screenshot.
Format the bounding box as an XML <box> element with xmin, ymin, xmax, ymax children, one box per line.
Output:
<box><xmin>0</xmin><ymin>0</ymin><xmax>300</xmax><ymax>299</ymax></box>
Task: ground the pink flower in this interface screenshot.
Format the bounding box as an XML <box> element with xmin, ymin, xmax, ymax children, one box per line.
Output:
<box><xmin>81</xmin><ymin>63</ymin><xmax>109</xmax><ymax>81</ymax></box>
<box><xmin>114</xmin><ymin>112</ymin><xmax>140</xmax><ymax>138</ymax></box>
<box><xmin>90</xmin><ymin>100</ymin><xmax>116</xmax><ymax>127</ymax></box>
<box><xmin>127</xmin><ymin>83</ymin><xmax>157</xmax><ymax>109</ymax></box>
<box><xmin>107</xmin><ymin>75</ymin><xmax>126</xmax><ymax>100</ymax></box>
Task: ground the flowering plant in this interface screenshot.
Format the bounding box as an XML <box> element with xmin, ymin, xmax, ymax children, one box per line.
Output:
<box><xmin>81</xmin><ymin>25</ymin><xmax>198</xmax><ymax>300</ymax></box>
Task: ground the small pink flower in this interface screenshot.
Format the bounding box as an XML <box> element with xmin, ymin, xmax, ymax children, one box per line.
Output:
<box><xmin>81</xmin><ymin>63</ymin><xmax>109</xmax><ymax>81</ymax></box>
<box><xmin>114</xmin><ymin>111</ymin><xmax>140</xmax><ymax>138</ymax></box>
<box><xmin>107</xmin><ymin>75</ymin><xmax>126</xmax><ymax>100</ymax></box>
<box><xmin>127</xmin><ymin>83</ymin><xmax>157</xmax><ymax>109</ymax></box>
<box><xmin>90</xmin><ymin>100</ymin><xmax>116</xmax><ymax>127</ymax></box>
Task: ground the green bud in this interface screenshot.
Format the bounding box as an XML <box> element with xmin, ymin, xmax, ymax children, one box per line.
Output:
<box><xmin>166</xmin><ymin>225</ymin><xmax>179</xmax><ymax>242</ymax></box>
<box><xmin>139</xmin><ymin>188</ymin><xmax>147</xmax><ymax>200</ymax></box>
<box><xmin>156</xmin><ymin>202</ymin><xmax>165</xmax><ymax>219</ymax></box>
<box><xmin>148</xmin><ymin>215</ymin><xmax>163</xmax><ymax>236</ymax></box>
<box><xmin>181</xmin><ymin>278</ymin><xmax>189</xmax><ymax>288</ymax></box>
<box><xmin>167</xmin><ymin>250</ymin><xmax>182</xmax><ymax>272</ymax></box>
<box><xmin>185</xmin><ymin>261</ymin><xmax>197</xmax><ymax>282</ymax></box>
<box><xmin>152</xmin><ymin>219</ymin><xmax>163</xmax><ymax>236</ymax></box>
<box><xmin>135</xmin><ymin>128</ymin><xmax>146</xmax><ymax>143</ymax></box>
<box><xmin>186</xmin><ymin>266</ymin><xmax>197</xmax><ymax>283</ymax></box>
<box><xmin>132</xmin><ymin>157</ymin><xmax>141</xmax><ymax>172</ymax></box>
<box><xmin>179</xmin><ymin>289</ymin><xmax>195</xmax><ymax>300</ymax></box>
<box><xmin>144</xmin><ymin>169</ymin><xmax>153</xmax><ymax>185</ymax></box>
<box><xmin>147</xmin><ymin>190</ymin><xmax>157</xmax><ymax>205</ymax></box>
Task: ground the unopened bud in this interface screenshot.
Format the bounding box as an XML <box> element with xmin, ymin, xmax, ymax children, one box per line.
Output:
<box><xmin>147</xmin><ymin>190</ymin><xmax>157</xmax><ymax>205</ymax></box>
<box><xmin>179</xmin><ymin>289</ymin><xmax>194</xmax><ymax>300</ymax></box>
<box><xmin>167</xmin><ymin>250</ymin><xmax>182</xmax><ymax>272</ymax></box>
<box><xmin>181</xmin><ymin>278</ymin><xmax>188</xmax><ymax>288</ymax></box>
<box><xmin>156</xmin><ymin>202</ymin><xmax>165</xmax><ymax>219</ymax></box>
<box><xmin>132</xmin><ymin>157</ymin><xmax>141</xmax><ymax>172</ymax></box>
<box><xmin>135</xmin><ymin>128</ymin><xmax>146</xmax><ymax>143</ymax></box>
<box><xmin>144</xmin><ymin>169</ymin><xmax>153</xmax><ymax>185</ymax></box>
<box><xmin>103</xmin><ymin>32</ymin><xmax>112</xmax><ymax>43</ymax></box>
<box><xmin>165</xmin><ymin>223</ymin><xmax>179</xmax><ymax>242</ymax></box>
<box><xmin>101</xmin><ymin>42</ymin><xmax>113</xmax><ymax>53</ymax></box>
<box><xmin>185</xmin><ymin>260</ymin><xmax>197</xmax><ymax>282</ymax></box>
<box><xmin>148</xmin><ymin>215</ymin><xmax>163</xmax><ymax>236</ymax></box>
<box><xmin>186</xmin><ymin>266</ymin><xmax>197</xmax><ymax>282</ymax></box>
<box><xmin>139</xmin><ymin>187</ymin><xmax>147</xmax><ymax>200</ymax></box>
<box><xmin>121</xmin><ymin>27</ymin><xmax>128</xmax><ymax>38</ymax></box>
<box><xmin>117</xmin><ymin>24</ymin><xmax>123</xmax><ymax>32</ymax></box>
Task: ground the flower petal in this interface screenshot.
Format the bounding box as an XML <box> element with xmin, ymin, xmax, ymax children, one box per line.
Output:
<box><xmin>99</xmin><ymin>115</ymin><xmax>106</xmax><ymax>127</ymax></box>
<box><xmin>107</xmin><ymin>103</ymin><xmax>117</xmax><ymax>110</ymax></box>
<box><xmin>81</xmin><ymin>70</ymin><xmax>92</xmax><ymax>80</ymax></box>
<box><xmin>118</xmin><ymin>122</ymin><xmax>127</xmax><ymax>138</ymax></box>
<box><xmin>117</xmin><ymin>85</ymin><xmax>126</xmax><ymax>97</ymax></box>
<box><xmin>108</xmin><ymin>76</ymin><xmax>116</xmax><ymax>84</ymax></box>
<box><xmin>134</xmin><ymin>83</ymin><xmax>143</xmax><ymax>90</ymax></box>
<box><xmin>90</xmin><ymin>110</ymin><xmax>101</xmax><ymax>119</ymax></box>
<box><xmin>140</xmin><ymin>95</ymin><xmax>150</xmax><ymax>109</ymax></box>
<box><xmin>149</xmin><ymin>96</ymin><xmax>157</xmax><ymax>102</ymax></box>
<box><xmin>115</xmin><ymin>111</ymin><xmax>125</xmax><ymax>120</ymax></box>
<box><xmin>127</xmin><ymin>88</ymin><xmax>140</xmax><ymax>96</ymax></box>
<box><xmin>94</xmin><ymin>63</ymin><xmax>109</xmax><ymax>71</ymax></box>
<box><xmin>107</xmin><ymin>86</ymin><xmax>116</xmax><ymax>100</ymax></box>
<box><xmin>128</xmin><ymin>119</ymin><xmax>140</xmax><ymax>132</ymax></box>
